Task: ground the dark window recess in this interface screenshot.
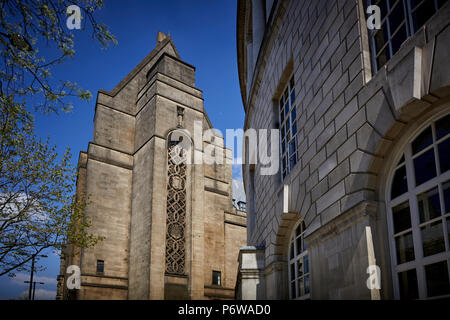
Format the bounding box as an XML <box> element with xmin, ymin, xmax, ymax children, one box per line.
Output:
<box><xmin>436</xmin><ymin>113</ymin><xmax>450</xmax><ymax>140</ymax></box>
<box><xmin>393</xmin><ymin>201</ymin><xmax>412</xmax><ymax>234</ymax></box>
<box><xmin>418</xmin><ymin>187</ymin><xmax>441</xmax><ymax>223</ymax></box>
<box><xmin>212</xmin><ymin>270</ymin><xmax>221</xmax><ymax>286</ymax></box>
<box><xmin>413</xmin><ymin>148</ymin><xmax>437</xmax><ymax>186</ymax></box>
<box><xmin>412</xmin><ymin>126</ymin><xmax>433</xmax><ymax>155</ymax></box>
<box><xmin>391</xmin><ymin>165</ymin><xmax>408</xmax><ymax>199</ymax></box>
<box><xmin>443</xmin><ymin>180</ymin><xmax>450</xmax><ymax>213</ymax></box>
<box><xmin>438</xmin><ymin>138</ymin><xmax>450</xmax><ymax>173</ymax></box>
<box><xmin>398</xmin><ymin>268</ymin><xmax>419</xmax><ymax>300</ymax></box>
<box><xmin>367</xmin><ymin>0</ymin><xmax>446</xmax><ymax>73</ymax></box>
<box><xmin>425</xmin><ymin>261</ymin><xmax>450</xmax><ymax>297</ymax></box>
<box><xmin>96</xmin><ymin>260</ymin><xmax>104</xmax><ymax>273</ymax></box>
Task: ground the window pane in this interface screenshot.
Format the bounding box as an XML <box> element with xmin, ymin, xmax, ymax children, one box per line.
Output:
<box><xmin>292</xmin><ymin>121</ymin><xmax>297</xmax><ymax>135</ymax></box>
<box><xmin>297</xmin><ymin>259</ymin><xmax>303</xmax><ymax>278</ymax></box>
<box><xmin>296</xmin><ymin>224</ymin><xmax>301</xmax><ymax>237</ymax></box>
<box><xmin>392</xmin><ymin>201</ymin><xmax>411</xmax><ymax>233</ymax></box>
<box><xmin>304</xmin><ymin>274</ymin><xmax>310</xmax><ymax>294</ymax></box>
<box><xmin>280</xmin><ymin>107</ymin><xmax>284</xmax><ymax>123</ymax></box>
<box><xmin>291</xmin><ymin>281</ymin><xmax>296</xmax><ymax>298</ymax></box>
<box><xmin>290</xmin><ymin>262</ymin><xmax>295</xmax><ymax>281</ymax></box>
<box><xmin>388</xmin><ymin>1</ymin><xmax>405</xmax><ymax>35</ymax></box>
<box><xmin>391</xmin><ymin>165</ymin><xmax>408</xmax><ymax>199</ymax></box>
<box><xmin>374</xmin><ymin>23</ymin><xmax>389</xmax><ymax>53</ymax></box>
<box><xmin>289</xmin><ymin>140</ymin><xmax>296</xmax><ymax>156</ymax></box>
<box><xmin>290</xmin><ymin>243</ymin><xmax>294</xmax><ymax>260</ymax></box>
<box><xmin>398</xmin><ymin>269</ymin><xmax>419</xmax><ymax>300</ymax></box>
<box><xmin>296</xmin><ymin>237</ymin><xmax>302</xmax><ymax>255</ymax></box>
<box><xmin>425</xmin><ymin>261</ymin><xmax>450</xmax><ymax>297</ymax></box>
<box><xmin>411</xmin><ymin>1</ymin><xmax>438</xmax><ymax>33</ymax></box>
<box><xmin>447</xmin><ymin>217</ymin><xmax>450</xmax><ymax>246</ymax></box>
<box><xmin>289</xmin><ymin>154</ymin><xmax>297</xmax><ymax>171</ymax></box>
<box><xmin>438</xmin><ymin>138</ymin><xmax>450</xmax><ymax>173</ymax></box>
<box><xmin>436</xmin><ymin>114</ymin><xmax>450</xmax><ymax>140</ymax></box>
<box><xmin>395</xmin><ymin>231</ymin><xmax>415</xmax><ymax>264</ymax></box>
<box><xmin>291</xmin><ymin>89</ymin><xmax>296</xmax><ymax>105</ymax></box>
<box><xmin>421</xmin><ymin>220</ymin><xmax>445</xmax><ymax>257</ymax></box>
<box><xmin>298</xmin><ymin>278</ymin><xmax>304</xmax><ymax>297</ymax></box>
<box><xmin>291</xmin><ymin>106</ymin><xmax>296</xmax><ymax>123</ymax></box>
<box><xmin>96</xmin><ymin>260</ymin><xmax>104</xmax><ymax>273</ymax></box>
<box><xmin>212</xmin><ymin>271</ymin><xmax>221</xmax><ymax>286</ymax></box>
<box><xmin>290</xmin><ymin>76</ymin><xmax>294</xmax><ymax>89</ymax></box>
<box><xmin>304</xmin><ymin>255</ymin><xmax>309</xmax><ymax>274</ymax></box>
<box><xmin>375</xmin><ymin>0</ymin><xmax>388</xmax><ymax>18</ymax></box>
<box><xmin>414</xmin><ymin>148</ymin><xmax>437</xmax><ymax>186</ymax></box>
<box><xmin>391</xmin><ymin>24</ymin><xmax>407</xmax><ymax>54</ymax></box>
<box><xmin>443</xmin><ymin>180</ymin><xmax>450</xmax><ymax>213</ymax></box>
<box><xmin>412</xmin><ymin>126</ymin><xmax>433</xmax><ymax>155</ymax></box>
<box><xmin>418</xmin><ymin>187</ymin><xmax>441</xmax><ymax>223</ymax></box>
<box><xmin>376</xmin><ymin>46</ymin><xmax>390</xmax><ymax>69</ymax></box>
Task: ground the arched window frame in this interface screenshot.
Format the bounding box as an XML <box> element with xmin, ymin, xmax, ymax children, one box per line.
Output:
<box><xmin>287</xmin><ymin>219</ymin><xmax>310</xmax><ymax>300</ymax></box>
<box><xmin>386</xmin><ymin>112</ymin><xmax>450</xmax><ymax>299</ymax></box>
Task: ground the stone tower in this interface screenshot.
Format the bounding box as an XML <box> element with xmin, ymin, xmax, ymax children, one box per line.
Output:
<box><xmin>57</xmin><ymin>33</ymin><xmax>247</xmax><ymax>300</ymax></box>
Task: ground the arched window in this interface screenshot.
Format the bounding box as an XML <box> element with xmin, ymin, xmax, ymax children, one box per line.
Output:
<box><xmin>288</xmin><ymin>220</ymin><xmax>310</xmax><ymax>299</ymax></box>
<box><xmin>387</xmin><ymin>113</ymin><xmax>450</xmax><ymax>299</ymax></box>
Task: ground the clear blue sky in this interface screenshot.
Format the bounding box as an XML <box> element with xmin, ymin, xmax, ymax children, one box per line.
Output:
<box><xmin>0</xmin><ymin>0</ymin><xmax>244</xmax><ymax>299</ymax></box>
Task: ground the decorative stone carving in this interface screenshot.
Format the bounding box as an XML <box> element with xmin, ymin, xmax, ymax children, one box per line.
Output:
<box><xmin>165</xmin><ymin>140</ymin><xmax>187</xmax><ymax>275</ymax></box>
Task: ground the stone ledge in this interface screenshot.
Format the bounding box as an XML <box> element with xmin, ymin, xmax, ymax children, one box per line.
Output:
<box><xmin>204</xmin><ymin>186</ymin><xmax>228</xmax><ymax>197</ymax></box>
<box><xmin>305</xmin><ymin>200</ymin><xmax>377</xmax><ymax>248</ymax></box>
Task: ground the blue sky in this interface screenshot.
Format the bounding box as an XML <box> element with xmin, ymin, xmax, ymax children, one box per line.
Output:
<box><xmin>0</xmin><ymin>0</ymin><xmax>244</xmax><ymax>299</ymax></box>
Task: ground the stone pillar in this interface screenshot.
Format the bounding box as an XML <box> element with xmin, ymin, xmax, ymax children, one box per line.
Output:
<box><xmin>237</xmin><ymin>246</ymin><xmax>266</xmax><ymax>300</ymax></box>
<box><xmin>305</xmin><ymin>201</ymin><xmax>380</xmax><ymax>299</ymax></box>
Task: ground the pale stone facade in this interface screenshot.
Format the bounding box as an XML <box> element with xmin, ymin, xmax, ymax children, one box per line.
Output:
<box><xmin>57</xmin><ymin>33</ymin><xmax>247</xmax><ymax>300</ymax></box>
<box><xmin>237</xmin><ymin>0</ymin><xmax>450</xmax><ymax>299</ymax></box>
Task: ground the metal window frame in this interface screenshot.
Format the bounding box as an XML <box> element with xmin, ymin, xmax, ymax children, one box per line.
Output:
<box><xmin>386</xmin><ymin>116</ymin><xmax>450</xmax><ymax>299</ymax></box>
<box><xmin>367</xmin><ymin>0</ymin><xmax>442</xmax><ymax>73</ymax></box>
<box><xmin>287</xmin><ymin>220</ymin><xmax>310</xmax><ymax>300</ymax></box>
<box><xmin>96</xmin><ymin>260</ymin><xmax>104</xmax><ymax>273</ymax></box>
<box><xmin>279</xmin><ymin>75</ymin><xmax>298</xmax><ymax>181</ymax></box>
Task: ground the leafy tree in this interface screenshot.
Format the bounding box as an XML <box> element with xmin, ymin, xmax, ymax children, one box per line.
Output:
<box><xmin>0</xmin><ymin>96</ymin><xmax>103</xmax><ymax>277</ymax></box>
<box><xmin>0</xmin><ymin>0</ymin><xmax>115</xmax><ymax>276</ymax></box>
<box><xmin>0</xmin><ymin>0</ymin><xmax>117</xmax><ymax>113</ymax></box>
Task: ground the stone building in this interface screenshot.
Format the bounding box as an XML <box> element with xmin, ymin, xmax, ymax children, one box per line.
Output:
<box><xmin>57</xmin><ymin>32</ymin><xmax>247</xmax><ymax>300</ymax></box>
<box><xmin>236</xmin><ymin>0</ymin><xmax>450</xmax><ymax>299</ymax></box>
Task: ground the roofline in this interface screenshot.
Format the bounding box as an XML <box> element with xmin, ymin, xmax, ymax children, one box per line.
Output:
<box><xmin>98</xmin><ymin>36</ymin><xmax>180</xmax><ymax>97</ymax></box>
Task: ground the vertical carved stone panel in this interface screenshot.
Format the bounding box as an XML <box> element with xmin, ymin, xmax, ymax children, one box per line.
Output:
<box><xmin>165</xmin><ymin>141</ymin><xmax>187</xmax><ymax>275</ymax></box>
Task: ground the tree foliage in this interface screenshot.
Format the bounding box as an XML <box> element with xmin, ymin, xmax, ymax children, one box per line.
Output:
<box><xmin>0</xmin><ymin>0</ymin><xmax>117</xmax><ymax>113</ymax></box>
<box><xmin>0</xmin><ymin>97</ymin><xmax>104</xmax><ymax>277</ymax></box>
<box><xmin>0</xmin><ymin>0</ymin><xmax>115</xmax><ymax>276</ymax></box>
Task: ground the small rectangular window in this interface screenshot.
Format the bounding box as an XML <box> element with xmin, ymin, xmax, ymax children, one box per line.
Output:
<box><xmin>212</xmin><ymin>270</ymin><xmax>221</xmax><ymax>286</ymax></box>
<box><xmin>96</xmin><ymin>260</ymin><xmax>104</xmax><ymax>273</ymax></box>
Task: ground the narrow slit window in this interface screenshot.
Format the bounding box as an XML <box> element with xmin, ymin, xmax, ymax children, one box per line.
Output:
<box><xmin>96</xmin><ymin>260</ymin><xmax>104</xmax><ymax>273</ymax></box>
<box><xmin>212</xmin><ymin>270</ymin><xmax>221</xmax><ymax>286</ymax></box>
